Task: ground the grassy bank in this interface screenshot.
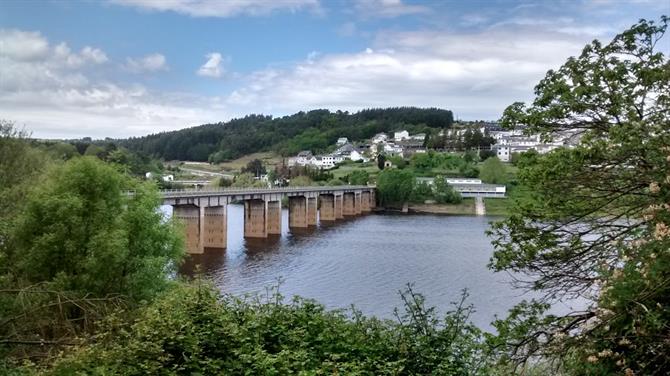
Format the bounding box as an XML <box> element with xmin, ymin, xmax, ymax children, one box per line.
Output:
<box><xmin>408</xmin><ymin>198</ymin><xmax>476</xmax><ymax>215</ymax></box>
<box><xmin>483</xmin><ymin>198</ymin><xmax>511</xmax><ymax>216</ymax></box>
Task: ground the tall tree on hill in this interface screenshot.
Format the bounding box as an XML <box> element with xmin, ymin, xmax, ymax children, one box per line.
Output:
<box><xmin>377</xmin><ymin>154</ymin><xmax>386</xmax><ymax>170</ymax></box>
<box><xmin>488</xmin><ymin>17</ymin><xmax>670</xmax><ymax>374</ymax></box>
<box><xmin>241</xmin><ymin>159</ymin><xmax>267</xmax><ymax>178</ymax></box>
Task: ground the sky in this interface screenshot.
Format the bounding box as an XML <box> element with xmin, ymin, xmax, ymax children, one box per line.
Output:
<box><xmin>0</xmin><ymin>0</ymin><xmax>668</xmax><ymax>139</ymax></box>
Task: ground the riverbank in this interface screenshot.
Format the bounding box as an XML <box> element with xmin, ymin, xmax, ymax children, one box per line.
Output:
<box><xmin>396</xmin><ymin>198</ymin><xmax>512</xmax><ymax>216</ymax></box>
<box><xmin>407</xmin><ymin>199</ymin><xmax>476</xmax><ymax>215</ymax></box>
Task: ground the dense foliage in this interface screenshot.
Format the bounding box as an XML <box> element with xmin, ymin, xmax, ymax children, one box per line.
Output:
<box><xmin>120</xmin><ymin>107</ymin><xmax>454</xmax><ymax>161</ymax></box>
<box><xmin>410</xmin><ymin>151</ymin><xmax>480</xmax><ymax>178</ymax></box>
<box><xmin>479</xmin><ymin>157</ymin><xmax>507</xmax><ymax>184</ymax></box>
<box><xmin>7</xmin><ymin>157</ymin><xmax>183</xmax><ymax>301</ymax></box>
<box><xmin>489</xmin><ymin>17</ymin><xmax>670</xmax><ymax>374</ymax></box>
<box><xmin>1</xmin><ymin>153</ymin><xmax>184</xmax><ymax>363</ymax></box>
<box><xmin>49</xmin><ymin>282</ymin><xmax>490</xmax><ymax>375</ymax></box>
<box><xmin>376</xmin><ymin>169</ymin><xmax>416</xmax><ymax>207</ymax></box>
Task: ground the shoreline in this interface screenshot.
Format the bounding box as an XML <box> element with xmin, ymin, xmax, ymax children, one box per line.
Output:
<box><xmin>375</xmin><ymin>200</ymin><xmax>510</xmax><ymax>216</ymax></box>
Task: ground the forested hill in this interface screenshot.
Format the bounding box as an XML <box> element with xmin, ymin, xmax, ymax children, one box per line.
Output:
<box><xmin>120</xmin><ymin>107</ymin><xmax>453</xmax><ymax>162</ymax></box>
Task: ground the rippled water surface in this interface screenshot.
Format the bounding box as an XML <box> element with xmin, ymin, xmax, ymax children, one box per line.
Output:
<box><xmin>178</xmin><ymin>204</ymin><xmax>576</xmax><ymax>329</ymax></box>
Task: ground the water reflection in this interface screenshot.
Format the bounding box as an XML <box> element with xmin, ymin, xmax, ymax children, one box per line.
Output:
<box><xmin>177</xmin><ymin>204</ymin><xmax>581</xmax><ymax>330</ymax></box>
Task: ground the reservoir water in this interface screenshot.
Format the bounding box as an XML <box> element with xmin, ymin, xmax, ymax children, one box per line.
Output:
<box><xmin>179</xmin><ymin>204</ymin><xmax>577</xmax><ymax>330</ymax></box>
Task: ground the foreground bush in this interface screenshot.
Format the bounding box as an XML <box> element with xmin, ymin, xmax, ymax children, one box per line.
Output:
<box><xmin>49</xmin><ymin>282</ymin><xmax>490</xmax><ymax>375</ymax></box>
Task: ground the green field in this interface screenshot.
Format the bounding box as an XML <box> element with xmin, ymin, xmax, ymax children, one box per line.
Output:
<box><xmin>483</xmin><ymin>198</ymin><xmax>511</xmax><ymax>216</ymax></box>
<box><xmin>217</xmin><ymin>152</ymin><xmax>283</xmax><ymax>173</ymax></box>
<box><xmin>176</xmin><ymin>152</ymin><xmax>283</xmax><ymax>174</ymax></box>
<box><xmin>330</xmin><ymin>163</ymin><xmax>380</xmax><ymax>180</ymax></box>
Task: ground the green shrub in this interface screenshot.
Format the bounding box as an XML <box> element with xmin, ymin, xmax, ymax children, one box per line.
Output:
<box><xmin>49</xmin><ymin>282</ymin><xmax>491</xmax><ymax>375</ymax></box>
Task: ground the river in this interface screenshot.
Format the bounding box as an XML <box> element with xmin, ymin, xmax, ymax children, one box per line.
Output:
<box><xmin>178</xmin><ymin>204</ymin><xmax>578</xmax><ymax>330</ymax></box>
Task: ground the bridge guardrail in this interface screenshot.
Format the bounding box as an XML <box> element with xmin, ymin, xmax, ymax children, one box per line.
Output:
<box><xmin>125</xmin><ymin>185</ymin><xmax>376</xmax><ymax>197</ymax></box>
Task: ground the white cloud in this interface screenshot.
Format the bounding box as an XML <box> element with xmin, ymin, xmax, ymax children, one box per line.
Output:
<box><xmin>0</xmin><ymin>29</ymin><xmax>49</xmax><ymax>61</ymax></box>
<box><xmin>110</xmin><ymin>0</ymin><xmax>320</xmax><ymax>17</ymax></box>
<box><xmin>62</xmin><ymin>46</ymin><xmax>108</xmax><ymax>67</ymax></box>
<box><xmin>225</xmin><ymin>26</ymin><xmax>594</xmax><ymax>120</ymax></box>
<box><xmin>353</xmin><ymin>0</ymin><xmax>431</xmax><ymax>18</ymax></box>
<box><xmin>0</xmin><ymin>29</ymin><xmax>229</xmax><ymax>138</ymax></box>
<box><xmin>80</xmin><ymin>46</ymin><xmax>108</xmax><ymax>64</ymax></box>
<box><xmin>197</xmin><ymin>52</ymin><xmax>225</xmax><ymax>78</ymax></box>
<box><xmin>125</xmin><ymin>53</ymin><xmax>168</xmax><ymax>73</ymax></box>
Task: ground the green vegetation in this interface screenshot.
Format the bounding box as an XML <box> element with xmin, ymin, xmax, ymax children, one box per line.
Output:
<box><xmin>0</xmin><ymin>17</ymin><xmax>667</xmax><ymax>376</ymax></box>
<box><xmin>427</xmin><ymin>127</ymin><xmax>495</xmax><ymax>151</ymax></box>
<box><xmin>121</xmin><ymin>107</ymin><xmax>454</xmax><ymax>161</ymax></box>
<box><xmin>10</xmin><ymin>157</ymin><xmax>183</xmax><ymax>301</ymax></box>
<box><xmin>50</xmin><ymin>283</ymin><xmax>490</xmax><ymax>375</ymax></box>
<box><xmin>479</xmin><ymin>157</ymin><xmax>507</xmax><ymax>184</ymax></box>
<box><xmin>0</xmin><ymin>140</ymin><xmax>184</xmax><ymax>365</ymax></box>
<box><xmin>346</xmin><ymin>169</ymin><xmax>370</xmax><ymax>185</ymax></box>
<box><xmin>231</xmin><ymin>172</ymin><xmax>266</xmax><ymax>188</ymax></box>
<box><xmin>288</xmin><ymin>175</ymin><xmax>316</xmax><ymax>186</ymax></box>
<box><xmin>376</xmin><ymin>169</ymin><xmax>415</xmax><ymax>207</ymax></box>
<box><xmin>489</xmin><ymin>17</ymin><xmax>670</xmax><ymax>374</ymax></box>
<box><xmin>330</xmin><ymin>162</ymin><xmax>379</xmax><ymax>180</ymax></box>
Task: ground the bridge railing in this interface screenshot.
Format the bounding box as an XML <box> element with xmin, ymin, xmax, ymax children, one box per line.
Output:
<box><xmin>126</xmin><ymin>185</ymin><xmax>376</xmax><ymax>198</ymax></box>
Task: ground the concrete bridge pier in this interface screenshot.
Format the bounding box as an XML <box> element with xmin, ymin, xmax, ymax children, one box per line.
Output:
<box><xmin>173</xmin><ymin>205</ymin><xmax>203</xmax><ymax>254</ymax></box>
<box><xmin>370</xmin><ymin>191</ymin><xmax>376</xmax><ymax>208</ymax></box>
<box><xmin>319</xmin><ymin>194</ymin><xmax>336</xmax><ymax>221</ymax></box>
<box><xmin>307</xmin><ymin>196</ymin><xmax>317</xmax><ymax>226</ymax></box>
<box><xmin>354</xmin><ymin>192</ymin><xmax>362</xmax><ymax>215</ymax></box>
<box><xmin>244</xmin><ymin>199</ymin><xmax>268</xmax><ymax>238</ymax></box>
<box><xmin>335</xmin><ymin>193</ymin><xmax>344</xmax><ymax>219</ymax></box>
<box><xmin>203</xmin><ymin>205</ymin><xmax>227</xmax><ymax>249</ymax></box>
<box><xmin>343</xmin><ymin>192</ymin><xmax>356</xmax><ymax>216</ymax></box>
<box><xmin>266</xmin><ymin>200</ymin><xmax>282</xmax><ymax>235</ymax></box>
<box><xmin>289</xmin><ymin>196</ymin><xmax>308</xmax><ymax>228</ymax></box>
<box><xmin>361</xmin><ymin>191</ymin><xmax>371</xmax><ymax>212</ymax></box>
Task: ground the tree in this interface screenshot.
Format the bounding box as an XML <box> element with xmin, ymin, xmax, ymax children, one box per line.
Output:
<box><xmin>376</xmin><ymin>169</ymin><xmax>415</xmax><ymax>207</ymax></box>
<box><xmin>377</xmin><ymin>154</ymin><xmax>386</xmax><ymax>170</ymax></box>
<box><xmin>7</xmin><ymin>157</ymin><xmax>184</xmax><ymax>302</ymax></box>
<box><xmin>347</xmin><ymin>170</ymin><xmax>369</xmax><ymax>185</ymax></box>
<box><xmin>241</xmin><ymin>159</ymin><xmax>267</xmax><ymax>178</ymax></box>
<box><xmin>289</xmin><ymin>175</ymin><xmax>314</xmax><ymax>187</ymax></box>
<box><xmin>489</xmin><ymin>17</ymin><xmax>670</xmax><ymax>374</ymax></box>
<box><xmin>232</xmin><ymin>172</ymin><xmax>266</xmax><ymax>188</ymax></box>
<box><xmin>479</xmin><ymin>157</ymin><xmax>507</xmax><ymax>184</ymax></box>
<box><xmin>0</xmin><ymin>121</ymin><xmax>49</xmax><ymax>223</ymax></box>
<box><xmin>83</xmin><ymin>144</ymin><xmax>106</xmax><ymax>159</ymax></box>
<box><xmin>433</xmin><ymin>176</ymin><xmax>462</xmax><ymax>204</ymax></box>
<box><xmin>410</xmin><ymin>181</ymin><xmax>433</xmax><ymax>203</ymax></box>
<box><xmin>478</xmin><ymin>149</ymin><xmax>496</xmax><ymax>161</ymax></box>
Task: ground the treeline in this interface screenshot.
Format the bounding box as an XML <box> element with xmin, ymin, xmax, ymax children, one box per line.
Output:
<box><xmin>119</xmin><ymin>107</ymin><xmax>454</xmax><ymax>162</ymax></box>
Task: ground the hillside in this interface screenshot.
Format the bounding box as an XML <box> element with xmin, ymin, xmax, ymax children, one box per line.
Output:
<box><xmin>120</xmin><ymin>107</ymin><xmax>453</xmax><ymax>162</ymax></box>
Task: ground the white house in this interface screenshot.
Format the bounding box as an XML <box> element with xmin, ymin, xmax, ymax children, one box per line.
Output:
<box><xmin>371</xmin><ymin>133</ymin><xmax>388</xmax><ymax>144</ymax></box>
<box><xmin>495</xmin><ymin>145</ymin><xmax>512</xmax><ymax>162</ymax></box>
<box><xmin>410</xmin><ymin>133</ymin><xmax>426</xmax><ymax>142</ymax></box>
<box><xmin>162</xmin><ymin>174</ymin><xmax>174</xmax><ymax>182</ymax></box>
<box><xmin>334</xmin><ymin>143</ymin><xmax>364</xmax><ymax>161</ymax></box>
<box><xmin>394</xmin><ymin>130</ymin><xmax>409</xmax><ymax>141</ymax></box>
<box><xmin>383</xmin><ymin>142</ymin><xmax>404</xmax><ymax>157</ymax></box>
<box><xmin>336</xmin><ymin>137</ymin><xmax>348</xmax><ymax>145</ymax></box>
<box><xmin>297</xmin><ymin>150</ymin><xmax>313</xmax><ymax>165</ymax></box>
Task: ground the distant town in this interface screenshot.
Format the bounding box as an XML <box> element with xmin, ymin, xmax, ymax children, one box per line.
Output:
<box><xmin>287</xmin><ymin>121</ymin><xmax>582</xmax><ymax>169</ymax></box>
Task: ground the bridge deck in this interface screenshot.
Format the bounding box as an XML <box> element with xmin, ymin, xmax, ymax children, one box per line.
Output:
<box><xmin>158</xmin><ymin>185</ymin><xmax>374</xmax><ymax>199</ymax></box>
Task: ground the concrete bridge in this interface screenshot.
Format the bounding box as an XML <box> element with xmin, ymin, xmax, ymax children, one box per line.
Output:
<box><xmin>159</xmin><ymin>186</ymin><xmax>376</xmax><ymax>254</ymax></box>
